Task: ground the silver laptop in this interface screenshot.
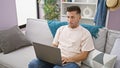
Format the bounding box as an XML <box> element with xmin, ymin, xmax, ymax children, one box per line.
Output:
<box><xmin>33</xmin><ymin>42</ymin><xmax>62</xmax><ymax>66</ymax></box>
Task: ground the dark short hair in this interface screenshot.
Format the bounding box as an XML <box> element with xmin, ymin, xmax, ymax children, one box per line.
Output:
<box><xmin>67</xmin><ymin>6</ymin><xmax>81</xmax><ymax>14</ymax></box>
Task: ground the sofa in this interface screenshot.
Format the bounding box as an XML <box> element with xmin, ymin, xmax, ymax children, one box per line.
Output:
<box><xmin>0</xmin><ymin>18</ymin><xmax>120</xmax><ymax>68</ymax></box>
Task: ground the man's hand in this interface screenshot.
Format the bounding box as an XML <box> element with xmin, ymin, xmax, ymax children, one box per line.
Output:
<box><xmin>62</xmin><ymin>56</ymin><xmax>73</xmax><ymax>64</ymax></box>
<box><xmin>51</xmin><ymin>43</ymin><xmax>58</xmax><ymax>47</ymax></box>
<box><xmin>62</xmin><ymin>57</ymin><xmax>68</xmax><ymax>64</ymax></box>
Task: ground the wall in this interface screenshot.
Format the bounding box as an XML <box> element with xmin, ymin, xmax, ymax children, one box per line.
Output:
<box><xmin>16</xmin><ymin>0</ymin><xmax>37</xmax><ymax>26</ymax></box>
<box><xmin>107</xmin><ymin>8</ymin><xmax>120</xmax><ymax>31</ymax></box>
<box><xmin>0</xmin><ymin>0</ymin><xmax>18</xmax><ymax>30</ymax></box>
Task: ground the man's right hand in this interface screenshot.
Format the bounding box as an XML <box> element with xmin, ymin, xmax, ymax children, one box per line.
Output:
<box><xmin>51</xmin><ymin>43</ymin><xmax>58</xmax><ymax>47</ymax></box>
<box><xmin>62</xmin><ymin>56</ymin><xmax>68</xmax><ymax>64</ymax></box>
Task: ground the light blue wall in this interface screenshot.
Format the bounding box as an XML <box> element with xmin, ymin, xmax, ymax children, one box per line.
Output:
<box><xmin>0</xmin><ymin>0</ymin><xmax>18</xmax><ymax>30</ymax></box>
<box><xmin>107</xmin><ymin>8</ymin><xmax>120</xmax><ymax>31</ymax></box>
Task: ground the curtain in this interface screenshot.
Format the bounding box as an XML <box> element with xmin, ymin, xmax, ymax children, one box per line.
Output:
<box><xmin>94</xmin><ymin>0</ymin><xmax>107</xmax><ymax>27</ymax></box>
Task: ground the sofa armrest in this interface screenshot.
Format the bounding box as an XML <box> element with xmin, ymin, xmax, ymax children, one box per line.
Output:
<box><xmin>105</xmin><ymin>29</ymin><xmax>120</xmax><ymax>54</ymax></box>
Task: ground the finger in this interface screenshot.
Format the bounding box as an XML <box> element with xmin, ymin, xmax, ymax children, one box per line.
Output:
<box><xmin>62</xmin><ymin>58</ymin><xmax>67</xmax><ymax>64</ymax></box>
<box><xmin>62</xmin><ymin>60</ymin><xmax>67</xmax><ymax>64</ymax></box>
<box><xmin>62</xmin><ymin>60</ymin><xmax>65</xmax><ymax>64</ymax></box>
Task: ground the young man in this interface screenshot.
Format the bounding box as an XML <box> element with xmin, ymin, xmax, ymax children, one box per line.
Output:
<box><xmin>28</xmin><ymin>6</ymin><xmax>94</xmax><ymax>68</ymax></box>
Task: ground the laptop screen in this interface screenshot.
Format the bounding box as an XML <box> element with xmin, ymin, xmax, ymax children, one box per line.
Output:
<box><xmin>33</xmin><ymin>42</ymin><xmax>62</xmax><ymax>66</ymax></box>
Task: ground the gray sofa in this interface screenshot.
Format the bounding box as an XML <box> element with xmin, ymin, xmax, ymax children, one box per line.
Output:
<box><xmin>0</xmin><ymin>19</ymin><xmax>120</xmax><ymax>68</ymax></box>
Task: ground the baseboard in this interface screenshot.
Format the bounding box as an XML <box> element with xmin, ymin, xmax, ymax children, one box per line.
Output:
<box><xmin>19</xmin><ymin>24</ymin><xmax>26</xmax><ymax>29</ymax></box>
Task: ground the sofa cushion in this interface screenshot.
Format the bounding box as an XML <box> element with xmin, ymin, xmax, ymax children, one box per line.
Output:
<box><xmin>48</xmin><ymin>20</ymin><xmax>101</xmax><ymax>38</ymax></box>
<box><xmin>0</xmin><ymin>25</ymin><xmax>32</xmax><ymax>54</ymax></box>
<box><xmin>0</xmin><ymin>46</ymin><xmax>36</xmax><ymax>68</ymax></box>
<box><xmin>48</xmin><ymin>20</ymin><xmax>68</xmax><ymax>37</ymax></box>
<box><xmin>80</xmin><ymin>24</ymin><xmax>102</xmax><ymax>38</ymax></box>
<box><xmin>81</xmin><ymin>63</ymin><xmax>91</xmax><ymax>68</ymax></box>
<box><xmin>0</xmin><ymin>49</ymin><xmax>2</xmax><ymax>53</ymax></box>
<box><xmin>0</xmin><ymin>27</ymin><xmax>25</xmax><ymax>53</ymax></box>
<box><xmin>110</xmin><ymin>38</ymin><xmax>120</xmax><ymax>68</ymax></box>
<box><xmin>25</xmin><ymin>18</ymin><xmax>53</xmax><ymax>45</ymax></box>
<box><xmin>105</xmin><ymin>30</ymin><xmax>120</xmax><ymax>54</ymax></box>
<box><xmin>83</xmin><ymin>49</ymin><xmax>117</xmax><ymax>68</ymax></box>
<box><xmin>93</xmin><ymin>28</ymin><xmax>107</xmax><ymax>52</ymax></box>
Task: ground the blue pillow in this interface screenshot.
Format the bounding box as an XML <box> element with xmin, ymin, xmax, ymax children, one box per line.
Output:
<box><xmin>48</xmin><ymin>20</ymin><xmax>67</xmax><ymax>37</ymax></box>
<box><xmin>80</xmin><ymin>24</ymin><xmax>102</xmax><ymax>38</ymax></box>
<box><xmin>48</xmin><ymin>20</ymin><xmax>102</xmax><ymax>38</ymax></box>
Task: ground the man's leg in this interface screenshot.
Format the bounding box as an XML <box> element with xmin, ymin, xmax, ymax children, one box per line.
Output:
<box><xmin>28</xmin><ymin>59</ymin><xmax>54</xmax><ymax>68</ymax></box>
<box><xmin>53</xmin><ymin>62</ymin><xmax>80</xmax><ymax>68</ymax></box>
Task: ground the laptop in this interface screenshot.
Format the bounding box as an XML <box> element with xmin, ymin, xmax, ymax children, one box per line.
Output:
<box><xmin>33</xmin><ymin>42</ymin><xmax>62</xmax><ymax>66</ymax></box>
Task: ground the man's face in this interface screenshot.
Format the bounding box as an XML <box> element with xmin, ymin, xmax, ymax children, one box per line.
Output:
<box><xmin>67</xmin><ymin>11</ymin><xmax>81</xmax><ymax>28</ymax></box>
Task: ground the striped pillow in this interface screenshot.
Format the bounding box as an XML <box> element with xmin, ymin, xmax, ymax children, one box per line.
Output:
<box><xmin>83</xmin><ymin>49</ymin><xmax>117</xmax><ymax>68</ymax></box>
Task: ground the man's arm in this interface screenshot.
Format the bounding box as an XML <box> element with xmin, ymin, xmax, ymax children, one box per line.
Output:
<box><xmin>62</xmin><ymin>51</ymin><xmax>89</xmax><ymax>63</ymax></box>
<box><xmin>69</xmin><ymin>51</ymin><xmax>89</xmax><ymax>62</ymax></box>
<box><xmin>51</xmin><ymin>43</ymin><xmax>58</xmax><ymax>47</ymax></box>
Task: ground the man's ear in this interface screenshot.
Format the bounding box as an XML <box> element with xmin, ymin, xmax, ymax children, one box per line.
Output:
<box><xmin>79</xmin><ymin>15</ymin><xmax>81</xmax><ymax>19</ymax></box>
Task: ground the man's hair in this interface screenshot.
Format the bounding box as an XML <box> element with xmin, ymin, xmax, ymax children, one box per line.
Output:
<box><xmin>67</xmin><ymin>6</ymin><xmax>81</xmax><ymax>14</ymax></box>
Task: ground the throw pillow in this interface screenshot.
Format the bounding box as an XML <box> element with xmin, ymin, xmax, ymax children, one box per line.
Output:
<box><xmin>48</xmin><ymin>20</ymin><xmax>68</xmax><ymax>37</ymax></box>
<box><xmin>0</xmin><ymin>48</ymin><xmax>2</xmax><ymax>53</ymax></box>
<box><xmin>83</xmin><ymin>49</ymin><xmax>117</xmax><ymax>68</ymax></box>
<box><xmin>80</xmin><ymin>24</ymin><xmax>102</xmax><ymax>38</ymax></box>
<box><xmin>25</xmin><ymin>18</ymin><xmax>53</xmax><ymax>45</ymax></box>
<box><xmin>48</xmin><ymin>20</ymin><xmax>102</xmax><ymax>38</ymax></box>
<box><xmin>0</xmin><ymin>25</ymin><xmax>32</xmax><ymax>54</ymax></box>
<box><xmin>110</xmin><ymin>38</ymin><xmax>120</xmax><ymax>68</ymax></box>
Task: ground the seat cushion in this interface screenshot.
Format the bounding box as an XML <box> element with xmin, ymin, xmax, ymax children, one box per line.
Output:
<box><xmin>81</xmin><ymin>63</ymin><xmax>91</xmax><ymax>68</ymax></box>
<box><xmin>0</xmin><ymin>46</ymin><xmax>36</xmax><ymax>68</ymax></box>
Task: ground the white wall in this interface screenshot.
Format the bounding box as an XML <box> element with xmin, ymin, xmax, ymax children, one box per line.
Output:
<box><xmin>15</xmin><ymin>0</ymin><xmax>37</xmax><ymax>26</ymax></box>
<box><xmin>0</xmin><ymin>0</ymin><xmax>17</xmax><ymax>30</ymax></box>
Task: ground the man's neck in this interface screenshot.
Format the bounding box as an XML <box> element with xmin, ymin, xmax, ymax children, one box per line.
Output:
<box><xmin>68</xmin><ymin>25</ymin><xmax>79</xmax><ymax>29</ymax></box>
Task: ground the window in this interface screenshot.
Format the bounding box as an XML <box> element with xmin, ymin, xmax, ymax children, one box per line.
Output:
<box><xmin>15</xmin><ymin>0</ymin><xmax>37</xmax><ymax>26</ymax></box>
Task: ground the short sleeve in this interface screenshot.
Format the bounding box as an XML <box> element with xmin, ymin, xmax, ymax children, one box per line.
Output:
<box><xmin>81</xmin><ymin>31</ymin><xmax>95</xmax><ymax>51</ymax></box>
<box><xmin>52</xmin><ymin>26</ymin><xmax>64</xmax><ymax>45</ymax></box>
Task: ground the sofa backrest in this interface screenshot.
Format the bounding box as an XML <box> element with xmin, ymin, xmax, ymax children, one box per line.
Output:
<box><xmin>26</xmin><ymin>19</ymin><xmax>106</xmax><ymax>52</ymax></box>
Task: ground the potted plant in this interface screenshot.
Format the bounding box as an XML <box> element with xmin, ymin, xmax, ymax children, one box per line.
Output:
<box><xmin>38</xmin><ymin>0</ymin><xmax>60</xmax><ymax>20</ymax></box>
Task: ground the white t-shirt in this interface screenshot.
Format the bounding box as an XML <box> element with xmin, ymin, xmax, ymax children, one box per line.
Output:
<box><xmin>53</xmin><ymin>25</ymin><xmax>94</xmax><ymax>66</ymax></box>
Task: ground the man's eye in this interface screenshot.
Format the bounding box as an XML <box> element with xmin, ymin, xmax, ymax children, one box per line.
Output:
<box><xmin>71</xmin><ymin>17</ymin><xmax>74</xmax><ymax>19</ymax></box>
<box><xmin>67</xmin><ymin>16</ymin><xmax>70</xmax><ymax>18</ymax></box>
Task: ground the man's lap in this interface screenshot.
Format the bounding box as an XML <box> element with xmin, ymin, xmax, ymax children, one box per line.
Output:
<box><xmin>54</xmin><ymin>62</ymin><xmax>80</xmax><ymax>68</ymax></box>
<box><xmin>28</xmin><ymin>59</ymin><xmax>54</xmax><ymax>68</ymax></box>
<box><xmin>28</xmin><ymin>59</ymin><xmax>80</xmax><ymax>68</ymax></box>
